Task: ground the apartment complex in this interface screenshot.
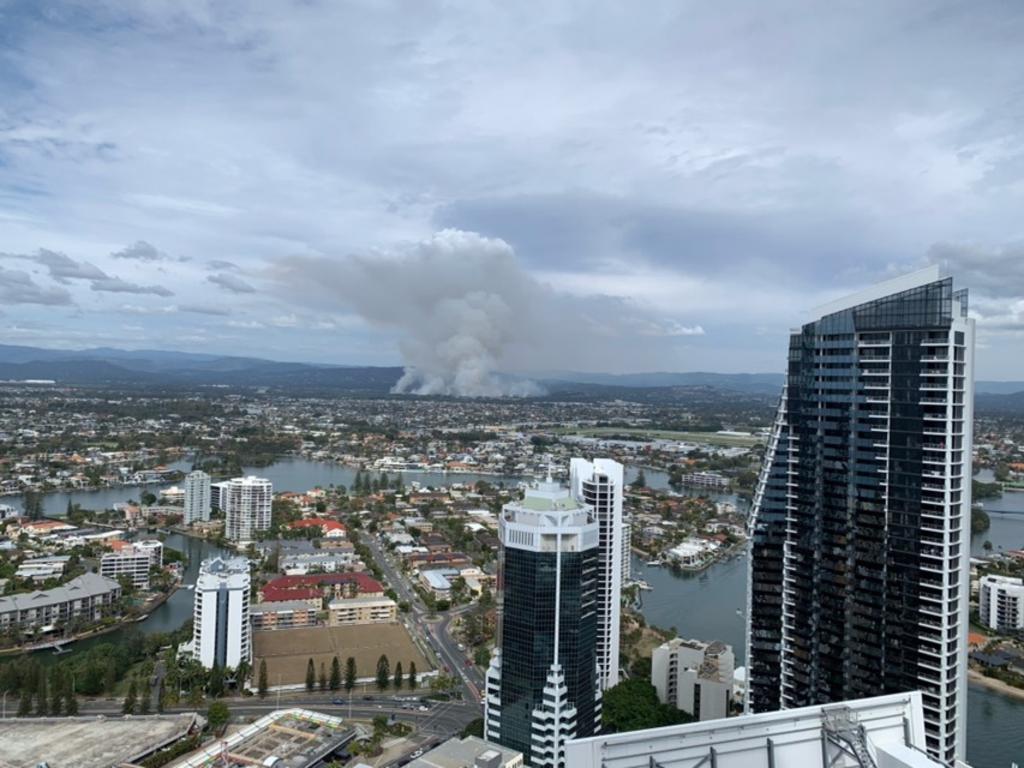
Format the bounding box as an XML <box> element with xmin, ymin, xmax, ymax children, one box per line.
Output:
<box><xmin>569</xmin><ymin>457</ymin><xmax>624</xmax><ymax>691</ymax></box>
<box><xmin>327</xmin><ymin>595</ymin><xmax>398</xmax><ymax>626</ymax></box>
<box><xmin>485</xmin><ymin>477</ymin><xmax>601</xmax><ymax>768</ymax></box>
<box><xmin>651</xmin><ymin>637</ymin><xmax>734</xmax><ymax>721</ymax></box>
<box><xmin>746</xmin><ymin>268</ymin><xmax>974</xmax><ymax>766</ymax></box>
<box><xmin>183</xmin><ymin>470</ymin><xmax>211</xmax><ymax>524</ymax></box>
<box><xmin>250</xmin><ymin>601</ymin><xmax>318</xmax><ymax>631</ymax></box>
<box><xmin>221</xmin><ymin>476</ymin><xmax>273</xmax><ymax>542</ymax></box>
<box><xmin>191</xmin><ymin>556</ymin><xmax>251</xmax><ymax>669</ymax></box>
<box><xmin>0</xmin><ymin>572</ymin><xmax>122</xmax><ymax>630</ymax></box>
<box><xmin>979</xmin><ymin>574</ymin><xmax>1024</xmax><ymax>633</ymax></box>
<box><xmin>100</xmin><ymin>539</ymin><xmax>163</xmax><ymax>590</ymax></box>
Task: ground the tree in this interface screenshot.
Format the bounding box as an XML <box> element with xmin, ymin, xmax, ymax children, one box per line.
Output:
<box><xmin>141</xmin><ymin>679</ymin><xmax>152</xmax><ymax>714</ymax></box>
<box><xmin>64</xmin><ymin>679</ymin><xmax>78</xmax><ymax>716</ymax></box>
<box><xmin>122</xmin><ymin>679</ymin><xmax>138</xmax><ymax>715</ymax></box>
<box><xmin>393</xmin><ymin>662</ymin><xmax>403</xmax><ymax>690</ymax></box>
<box><xmin>207</xmin><ymin>700</ymin><xmax>230</xmax><ymax>732</ymax></box>
<box><xmin>376</xmin><ymin>654</ymin><xmax>390</xmax><ymax>691</ymax></box>
<box><xmin>984</xmin><ymin>540</ymin><xmax>994</xmax><ymax>552</ymax></box>
<box><xmin>474</xmin><ymin>646</ymin><xmax>491</xmax><ymax>667</ymax></box>
<box><xmin>330</xmin><ymin>656</ymin><xmax>341</xmax><ymax>691</ymax></box>
<box><xmin>345</xmin><ymin>657</ymin><xmax>357</xmax><ymax>692</ymax></box>
<box><xmin>305</xmin><ymin>658</ymin><xmax>316</xmax><ymax>692</ymax></box>
<box><xmin>258</xmin><ymin>659</ymin><xmax>268</xmax><ymax>699</ymax></box>
<box><xmin>35</xmin><ymin>673</ymin><xmax>48</xmax><ymax>717</ymax></box>
<box><xmin>632</xmin><ymin>469</ymin><xmax>647</xmax><ymax>489</ymax></box>
<box><xmin>407</xmin><ymin>662</ymin><xmax>417</xmax><ymax>690</ymax></box>
<box><xmin>601</xmin><ymin>679</ymin><xmax>690</xmax><ymax>733</ymax></box>
<box><xmin>208</xmin><ymin>665</ymin><xmax>224</xmax><ymax>698</ymax></box>
<box><xmin>461</xmin><ymin>718</ymin><xmax>484</xmax><ymax>738</ymax></box>
<box><xmin>17</xmin><ymin>692</ymin><xmax>31</xmax><ymax>717</ymax></box>
<box><xmin>49</xmin><ymin>668</ymin><xmax>64</xmax><ymax>716</ymax></box>
<box><xmin>319</xmin><ymin>662</ymin><xmax>328</xmax><ymax>691</ymax></box>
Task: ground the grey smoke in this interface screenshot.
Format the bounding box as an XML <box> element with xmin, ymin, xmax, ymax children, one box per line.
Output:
<box><xmin>273</xmin><ymin>228</ymin><xmax>700</xmax><ymax>397</ymax></box>
<box><xmin>274</xmin><ymin>230</ymin><xmax>541</xmax><ymax>396</ymax></box>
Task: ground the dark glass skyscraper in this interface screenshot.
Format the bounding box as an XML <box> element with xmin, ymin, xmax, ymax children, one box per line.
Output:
<box><xmin>485</xmin><ymin>478</ymin><xmax>601</xmax><ymax>768</ymax></box>
<box><xmin>745</xmin><ymin>268</ymin><xmax>973</xmax><ymax>767</ymax></box>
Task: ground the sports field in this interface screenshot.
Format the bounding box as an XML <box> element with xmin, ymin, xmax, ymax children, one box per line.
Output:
<box><xmin>254</xmin><ymin>623</ymin><xmax>431</xmax><ymax>687</ymax></box>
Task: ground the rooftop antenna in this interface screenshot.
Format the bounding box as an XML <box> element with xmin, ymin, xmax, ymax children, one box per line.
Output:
<box><xmin>545</xmin><ymin>455</ymin><xmax>555</xmax><ymax>484</ymax></box>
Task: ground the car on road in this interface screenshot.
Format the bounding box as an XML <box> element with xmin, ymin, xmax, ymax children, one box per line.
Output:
<box><xmin>332</xmin><ymin>698</ymin><xmax>347</xmax><ymax>705</ymax></box>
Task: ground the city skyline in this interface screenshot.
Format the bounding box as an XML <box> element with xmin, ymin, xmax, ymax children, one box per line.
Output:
<box><xmin>1</xmin><ymin>4</ymin><xmax>1024</xmax><ymax>389</ymax></box>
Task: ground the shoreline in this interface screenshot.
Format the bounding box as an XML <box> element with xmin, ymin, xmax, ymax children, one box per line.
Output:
<box><xmin>0</xmin><ymin>581</ymin><xmax>182</xmax><ymax>658</ymax></box>
<box><xmin>968</xmin><ymin>668</ymin><xmax>1024</xmax><ymax>702</ymax></box>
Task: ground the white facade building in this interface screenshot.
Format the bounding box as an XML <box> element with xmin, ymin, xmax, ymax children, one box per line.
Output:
<box><xmin>979</xmin><ymin>574</ymin><xmax>1024</xmax><ymax>633</ymax></box>
<box><xmin>191</xmin><ymin>556</ymin><xmax>251</xmax><ymax>669</ymax></box>
<box><xmin>620</xmin><ymin>515</ymin><xmax>631</xmax><ymax>583</ymax></box>
<box><xmin>566</xmin><ymin>692</ymin><xmax>945</xmax><ymax>768</ymax></box>
<box><xmin>652</xmin><ymin>637</ymin><xmax>734</xmax><ymax>721</ymax></box>
<box><xmin>222</xmin><ymin>476</ymin><xmax>273</xmax><ymax>542</ymax></box>
<box><xmin>183</xmin><ymin>470</ymin><xmax>211</xmax><ymax>524</ymax></box>
<box><xmin>569</xmin><ymin>457</ymin><xmax>623</xmax><ymax>691</ymax></box>
<box><xmin>99</xmin><ymin>540</ymin><xmax>164</xmax><ymax>590</ymax></box>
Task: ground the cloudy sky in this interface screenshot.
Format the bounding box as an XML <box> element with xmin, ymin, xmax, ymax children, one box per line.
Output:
<box><xmin>2</xmin><ymin>1</ymin><xmax>1024</xmax><ymax>381</ymax></box>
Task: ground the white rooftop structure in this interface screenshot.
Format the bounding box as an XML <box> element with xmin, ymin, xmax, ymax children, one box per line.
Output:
<box><xmin>566</xmin><ymin>692</ymin><xmax>943</xmax><ymax>768</ymax></box>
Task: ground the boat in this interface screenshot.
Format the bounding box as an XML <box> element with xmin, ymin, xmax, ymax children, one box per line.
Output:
<box><xmin>635</xmin><ymin>580</ymin><xmax>653</xmax><ymax>591</ymax></box>
<box><xmin>645</xmin><ymin>560</ymin><xmax>661</xmax><ymax>567</ymax></box>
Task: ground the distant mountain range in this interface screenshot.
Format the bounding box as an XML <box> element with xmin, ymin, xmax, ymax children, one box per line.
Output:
<box><xmin>0</xmin><ymin>344</ymin><xmax>1022</xmax><ymax>406</ymax></box>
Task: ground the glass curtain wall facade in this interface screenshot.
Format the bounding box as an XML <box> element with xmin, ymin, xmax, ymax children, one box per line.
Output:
<box><xmin>745</xmin><ymin>270</ymin><xmax>974</xmax><ymax>767</ymax></box>
<box><xmin>485</xmin><ymin>480</ymin><xmax>601</xmax><ymax>768</ymax></box>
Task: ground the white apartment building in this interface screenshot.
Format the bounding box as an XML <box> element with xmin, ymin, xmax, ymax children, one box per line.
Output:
<box><xmin>191</xmin><ymin>556</ymin><xmax>251</xmax><ymax>669</ymax></box>
<box><xmin>570</xmin><ymin>457</ymin><xmax>624</xmax><ymax>691</ymax></box>
<box><xmin>222</xmin><ymin>476</ymin><xmax>273</xmax><ymax>542</ymax></box>
<box><xmin>183</xmin><ymin>470</ymin><xmax>211</xmax><ymax>524</ymax></box>
<box><xmin>979</xmin><ymin>574</ymin><xmax>1024</xmax><ymax>633</ymax></box>
<box><xmin>100</xmin><ymin>540</ymin><xmax>164</xmax><ymax>590</ymax></box>
<box><xmin>652</xmin><ymin>637</ymin><xmax>734</xmax><ymax>722</ymax></box>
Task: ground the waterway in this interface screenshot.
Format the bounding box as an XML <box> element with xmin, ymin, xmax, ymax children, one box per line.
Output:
<box><xmin>9</xmin><ymin>457</ymin><xmax>1023</xmax><ymax>764</ymax></box>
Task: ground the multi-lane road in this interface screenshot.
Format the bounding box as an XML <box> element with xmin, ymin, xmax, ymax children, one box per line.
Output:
<box><xmin>363</xmin><ymin>534</ymin><xmax>486</xmax><ymax>705</ymax></box>
<box><xmin>73</xmin><ymin>690</ymin><xmax>478</xmax><ymax>735</ymax></box>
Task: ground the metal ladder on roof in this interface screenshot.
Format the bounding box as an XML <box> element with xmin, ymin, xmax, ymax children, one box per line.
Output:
<box><xmin>822</xmin><ymin>706</ymin><xmax>877</xmax><ymax>768</ymax></box>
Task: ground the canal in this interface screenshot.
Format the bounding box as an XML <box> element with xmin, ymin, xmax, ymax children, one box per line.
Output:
<box><xmin>8</xmin><ymin>458</ymin><xmax>1023</xmax><ymax>765</ymax></box>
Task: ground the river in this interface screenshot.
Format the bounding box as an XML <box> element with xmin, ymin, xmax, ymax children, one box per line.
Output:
<box><xmin>9</xmin><ymin>458</ymin><xmax>1023</xmax><ymax>765</ymax></box>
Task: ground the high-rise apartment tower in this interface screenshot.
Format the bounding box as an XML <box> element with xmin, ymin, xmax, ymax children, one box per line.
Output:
<box><xmin>745</xmin><ymin>268</ymin><xmax>974</xmax><ymax>766</ymax></box>
<box><xmin>222</xmin><ymin>475</ymin><xmax>273</xmax><ymax>542</ymax></box>
<box><xmin>191</xmin><ymin>556</ymin><xmax>251</xmax><ymax>669</ymax></box>
<box><xmin>183</xmin><ymin>470</ymin><xmax>211</xmax><ymax>524</ymax></box>
<box><xmin>570</xmin><ymin>457</ymin><xmax>624</xmax><ymax>691</ymax></box>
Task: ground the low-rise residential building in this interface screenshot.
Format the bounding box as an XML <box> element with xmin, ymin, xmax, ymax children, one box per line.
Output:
<box><xmin>250</xmin><ymin>601</ymin><xmax>319</xmax><ymax>631</ymax></box>
<box><xmin>286</xmin><ymin>518</ymin><xmax>347</xmax><ymax>538</ymax></box>
<box><xmin>979</xmin><ymin>574</ymin><xmax>1024</xmax><ymax>632</ymax></box>
<box><xmin>327</xmin><ymin>596</ymin><xmax>398</xmax><ymax>626</ymax></box>
<box><xmin>15</xmin><ymin>555</ymin><xmax>70</xmax><ymax>583</ymax></box>
<box><xmin>652</xmin><ymin>637</ymin><xmax>734</xmax><ymax>721</ymax></box>
<box><xmin>0</xmin><ymin>572</ymin><xmax>122</xmax><ymax>630</ymax></box>
<box><xmin>258</xmin><ymin>573</ymin><xmax>384</xmax><ymax>605</ymax></box>
<box><xmin>280</xmin><ymin>550</ymin><xmax>358</xmax><ymax>576</ymax></box>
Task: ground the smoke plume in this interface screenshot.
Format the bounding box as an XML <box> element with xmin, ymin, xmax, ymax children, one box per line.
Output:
<box><xmin>275</xmin><ymin>230</ymin><xmax>545</xmax><ymax>396</ymax></box>
<box><xmin>273</xmin><ymin>228</ymin><xmax>702</xmax><ymax>397</ymax></box>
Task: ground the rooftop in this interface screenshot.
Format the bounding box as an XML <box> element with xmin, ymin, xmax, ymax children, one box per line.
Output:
<box><xmin>0</xmin><ymin>713</ymin><xmax>200</xmax><ymax>768</ymax></box>
<box><xmin>408</xmin><ymin>735</ymin><xmax>523</xmax><ymax>768</ymax></box>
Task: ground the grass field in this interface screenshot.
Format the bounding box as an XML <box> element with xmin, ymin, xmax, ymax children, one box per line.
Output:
<box><xmin>556</xmin><ymin>427</ymin><xmax>764</xmax><ymax>448</ymax></box>
<box><xmin>254</xmin><ymin>623</ymin><xmax>431</xmax><ymax>688</ymax></box>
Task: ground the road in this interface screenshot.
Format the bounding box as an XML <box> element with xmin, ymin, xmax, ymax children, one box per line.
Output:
<box><xmin>73</xmin><ymin>690</ymin><xmax>478</xmax><ymax>735</ymax></box>
<box><xmin>363</xmin><ymin>534</ymin><xmax>486</xmax><ymax>705</ymax></box>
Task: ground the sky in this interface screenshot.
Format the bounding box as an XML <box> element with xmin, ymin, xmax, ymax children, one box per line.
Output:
<box><xmin>2</xmin><ymin>1</ymin><xmax>1024</xmax><ymax>387</ymax></box>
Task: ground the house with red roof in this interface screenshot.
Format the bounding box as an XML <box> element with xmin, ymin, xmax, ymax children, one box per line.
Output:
<box><xmin>287</xmin><ymin>518</ymin><xmax>347</xmax><ymax>538</ymax></box>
